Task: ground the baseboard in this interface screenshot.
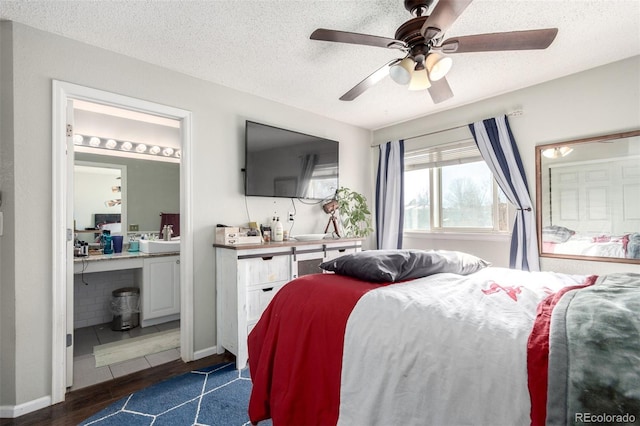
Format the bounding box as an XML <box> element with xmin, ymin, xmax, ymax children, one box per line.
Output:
<box><xmin>193</xmin><ymin>345</ymin><xmax>219</xmax><ymax>360</ymax></box>
<box><xmin>0</xmin><ymin>395</ymin><xmax>51</xmax><ymax>419</ymax></box>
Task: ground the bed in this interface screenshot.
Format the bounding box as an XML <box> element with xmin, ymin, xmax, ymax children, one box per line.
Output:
<box><xmin>542</xmin><ymin>226</ymin><xmax>640</xmax><ymax>260</ymax></box>
<box><xmin>247</xmin><ymin>249</ymin><xmax>640</xmax><ymax>426</ymax></box>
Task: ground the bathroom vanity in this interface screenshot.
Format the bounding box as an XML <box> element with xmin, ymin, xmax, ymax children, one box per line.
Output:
<box><xmin>73</xmin><ymin>251</ymin><xmax>180</xmax><ymax>328</ymax></box>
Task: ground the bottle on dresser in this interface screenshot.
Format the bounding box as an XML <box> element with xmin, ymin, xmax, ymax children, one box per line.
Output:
<box><xmin>273</xmin><ymin>217</ymin><xmax>284</xmax><ymax>242</ymax></box>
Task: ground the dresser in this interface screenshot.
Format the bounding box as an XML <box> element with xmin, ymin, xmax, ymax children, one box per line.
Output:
<box><xmin>214</xmin><ymin>238</ymin><xmax>362</xmax><ymax>369</ymax></box>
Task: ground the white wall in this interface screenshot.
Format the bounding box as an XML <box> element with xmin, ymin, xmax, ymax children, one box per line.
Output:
<box><xmin>374</xmin><ymin>55</ymin><xmax>640</xmax><ymax>274</ymax></box>
<box><xmin>0</xmin><ymin>21</ymin><xmax>372</xmax><ymax>409</ymax></box>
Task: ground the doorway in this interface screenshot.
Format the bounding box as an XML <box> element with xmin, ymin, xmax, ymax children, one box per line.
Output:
<box><xmin>52</xmin><ymin>81</ymin><xmax>194</xmax><ymax>403</ymax></box>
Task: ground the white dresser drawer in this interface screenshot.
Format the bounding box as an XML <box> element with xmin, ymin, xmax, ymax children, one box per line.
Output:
<box><xmin>247</xmin><ymin>281</ymin><xmax>287</xmax><ymax>322</ymax></box>
<box><xmin>239</xmin><ymin>255</ymin><xmax>291</xmax><ymax>287</ymax></box>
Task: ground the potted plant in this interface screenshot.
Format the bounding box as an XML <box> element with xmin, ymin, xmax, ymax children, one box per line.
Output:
<box><xmin>335</xmin><ymin>187</ymin><xmax>373</xmax><ymax>238</ymax></box>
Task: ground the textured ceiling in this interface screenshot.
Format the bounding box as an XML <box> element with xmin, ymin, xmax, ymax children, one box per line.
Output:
<box><xmin>1</xmin><ymin>0</ymin><xmax>639</xmax><ymax>130</ymax></box>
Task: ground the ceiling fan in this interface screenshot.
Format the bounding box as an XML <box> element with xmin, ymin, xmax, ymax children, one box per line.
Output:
<box><xmin>310</xmin><ymin>0</ymin><xmax>558</xmax><ymax>104</ymax></box>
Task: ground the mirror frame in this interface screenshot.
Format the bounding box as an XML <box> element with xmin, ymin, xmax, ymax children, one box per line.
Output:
<box><xmin>536</xmin><ymin>129</ymin><xmax>640</xmax><ymax>264</ymax></box>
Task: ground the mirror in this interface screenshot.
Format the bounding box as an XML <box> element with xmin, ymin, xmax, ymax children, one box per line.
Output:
<box><xmin>536</xmin><ymin>130</ymin><xmax>640</xmax><ymax>263</ymax></box>
<box><xmin>74</xmin><ymin>153</ymin><xmax>179</xmax><ymax>238</ymax></box>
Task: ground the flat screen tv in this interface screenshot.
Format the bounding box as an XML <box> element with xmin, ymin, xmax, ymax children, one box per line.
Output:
<box><xmin>244</xmin><ymin>121</ymin><xmax>339</xmax><ymax>200</ymax></box>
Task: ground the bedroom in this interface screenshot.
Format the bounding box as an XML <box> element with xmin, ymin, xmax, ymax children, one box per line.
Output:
<box><xmin>0</xmin><ymin>0</ymin><xmax>639</xmax><ymax>422</ymax></box>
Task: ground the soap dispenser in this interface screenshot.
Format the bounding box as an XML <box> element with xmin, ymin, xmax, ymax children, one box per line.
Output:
<box><xmin>273</xmin><ymin>217</ymin><xmax>284</xmax><ymax>242</ymax></box>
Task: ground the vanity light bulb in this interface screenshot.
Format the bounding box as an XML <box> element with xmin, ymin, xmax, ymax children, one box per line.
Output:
<box><xmin>149</xmin><ymin>146</ymin><xmax>161</xmax><ymax>155</ymax></box>
<box><xmin>105</xmin><ymin>139</ymin><xmax>117</xmax><ymax>149</ymax></box>
<box><xmin>89</xmin><ymin>137</ymin><xmax>101</xmax><ymax>147</ymax></box>
<box><xmin>136</xmin><ymin>144</ymin><xmax>147</xmax><ymax>153</ymax></box>
<box><xmin>73</xmin><ymin>134</ymin><xmax>84</xmax><ymax>145</ymax></box>
<box><xmin>162</xmin><ymin>147</ymin><xmax>174</xmax><ymax>156</ymax></box>
<box><xmin>174</xmin><ymin>150</ymin><xmax>181</xmax><ymax>159</ymax></box>
<box><xmin>121</xmin><ymin>141</ymin><xmax>133</xmax><ymax>151</ymax></box>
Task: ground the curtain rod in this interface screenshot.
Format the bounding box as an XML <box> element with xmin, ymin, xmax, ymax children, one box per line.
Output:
<box><xmin>371</xmin><ymin>109</ymin><xmax>524</xmax><ymax>147</ymax></box>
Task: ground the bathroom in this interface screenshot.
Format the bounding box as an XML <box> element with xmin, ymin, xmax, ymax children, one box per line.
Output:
<box><xmin>71</xmin><ymin>100</ymin><xmax>182</xmax><ymax>390</ymax></box>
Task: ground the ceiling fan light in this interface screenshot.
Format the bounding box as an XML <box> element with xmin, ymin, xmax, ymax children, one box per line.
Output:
<box><xmin>542</xmin><ymin>146</ymin><xmax>573</xmax><ymax>159</ymax></box>
<box><xmin>426</xmin><ymin>54</ymin><xmax>452</xmax><ymax>81</ymax></box>
<box><xmin>558</xmin><ymin>146</ymin><xmax>573</xmax><ymax>157</ymax></box>
<box><xmin>408</xmin><ymin>68</ymin><xmax>431</xmax><ymax>91</ymax></box>
<box><xmin>389</xmin><ymin>58</ymin><xmax>414</xmax><ymax>85</ymax></box>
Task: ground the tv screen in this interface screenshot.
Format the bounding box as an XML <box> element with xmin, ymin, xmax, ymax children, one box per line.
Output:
<box><xmin>244</xmin><ymin>121</ymin><xmax>339</xmax><ymax>199</ymax></box>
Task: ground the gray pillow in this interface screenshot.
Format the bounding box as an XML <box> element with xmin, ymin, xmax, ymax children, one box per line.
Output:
<box><xmin>542</xmin><ymin>225</ymin><xmax>575</xmax><ymax>243</ymax></box>
<box><xmin>319</xmin><ymin>249</ymin><xmax>490</xmax><ymax>283</ymax></box>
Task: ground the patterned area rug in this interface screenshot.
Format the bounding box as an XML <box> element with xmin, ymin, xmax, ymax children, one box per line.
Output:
<box><xmin>80</xmin><ymin>362</ymin><xmax>272</xmax><ymax>426</ymax></box>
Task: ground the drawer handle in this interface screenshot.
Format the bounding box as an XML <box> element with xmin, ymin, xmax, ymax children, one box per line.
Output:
<box><xmin>338</xmin><ymin>249</ymin><xmax>346</xmax><ymax>252</ymax></box>
<box><xmin>261</xmin><ymin>256</ymin><xmax>273</xmax><ymax>261</ymax></box>
<box><xmin>262</xmin><ymin>287</ymin><xmax>274</xmax><ymax>292</ymax></box>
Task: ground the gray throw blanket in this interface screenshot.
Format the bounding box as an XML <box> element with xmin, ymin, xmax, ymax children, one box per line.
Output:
<box><xmin>547</xmin><ymin>273</ymin><xmax>640</xmax><ymax>425</ymax></box>
<box><xmin>627</xmin><ymin>233</ymin><xmax>640</xmax><ymax>259</ymax></box>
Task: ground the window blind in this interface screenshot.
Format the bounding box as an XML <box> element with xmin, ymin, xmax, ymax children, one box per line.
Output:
<box><xmin>404</xmin><ymin>139</ymin><xmax>482</xmax><ymax>171</ymax></box>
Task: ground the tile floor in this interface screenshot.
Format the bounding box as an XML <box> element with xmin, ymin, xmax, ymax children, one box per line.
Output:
<box><xmin>71</xmin><ymin>320</ymin><xmax>181</xmax><ymax>391</ymax></box>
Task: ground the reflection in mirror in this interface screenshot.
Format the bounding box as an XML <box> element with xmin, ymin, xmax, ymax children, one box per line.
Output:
<box><xmin>536</xmin><ymin>130</ymin><xmax>640</xmax><ymax>263</ymax></box>
<box><xmin>75</xmin><ymin>153</ymin><xmax>180</xmax><ymax>237</ymax></box>
<box><xmin>74</xmin><ymin>162</ymin><xmax>126</xmax><ymax>239</ymax></box>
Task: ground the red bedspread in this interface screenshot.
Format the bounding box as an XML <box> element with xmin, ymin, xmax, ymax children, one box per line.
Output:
<box><xmin>247</xmin><ymin>273</ymin><xmax>385</xmax><ymax>425</ymax></box>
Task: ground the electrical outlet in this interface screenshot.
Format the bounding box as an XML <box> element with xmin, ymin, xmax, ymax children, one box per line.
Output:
<box><xmin>288</xmin><ymin>211</ymin><xmax>295</xmax><ymax>222</ymax></box>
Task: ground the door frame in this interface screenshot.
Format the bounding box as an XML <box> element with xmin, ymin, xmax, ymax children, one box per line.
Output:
<box><xmin>51</xmin><ymin>81</ymin><xmax>194</xmax><ymax>403</ymax></box>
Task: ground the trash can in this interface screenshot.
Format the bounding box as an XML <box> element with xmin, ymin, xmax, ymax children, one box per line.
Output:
<box><xmin>111</xmin><ymin>287</ymin><xmax>140</xmax><ymax>331</ymax></box>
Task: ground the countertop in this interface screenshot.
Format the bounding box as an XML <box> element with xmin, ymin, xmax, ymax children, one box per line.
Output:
<box><xmin>73</xmin><ymin>250</ymin><xmax>179</xmax><ymax>263</ymax></box>
<box><xmin>212</xmin><ymin>237</ymin><xmax>364</xmax><ymax>250</ymax></box>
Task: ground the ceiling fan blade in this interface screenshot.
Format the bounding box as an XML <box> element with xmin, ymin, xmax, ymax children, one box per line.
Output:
<box><xmin>440</xmin><ymin>28</ymin><xmax>559</xmax><ymax>53</ymax></box>
<box><xmin>339</xmin><ymin>59</ymin><xmax>399</xmax><ymax>101</ymax></box>
<box><xmin>428</xmin><ymin>77</ymin><xmax>454</xmax><ymax>104</ymax></box>
<box><xmin>311</xmin><ymin>28</ymin><xmax>405</xmax><ymax>49</ymax></box>
<box><xmin>421</xmin><ymin>0</ymin><xmax>474</xmax><ymax>40</ymax></box>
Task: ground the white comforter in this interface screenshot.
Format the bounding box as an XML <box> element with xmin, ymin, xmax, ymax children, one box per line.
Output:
<box><xmin>337</xmin><ymin>267</ymin><xmax>586</xmax><ymax>426</ymax></box>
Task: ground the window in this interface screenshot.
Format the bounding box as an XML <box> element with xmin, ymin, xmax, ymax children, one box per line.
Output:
<box><xmin>404</xmin><ymin>140</ymin><xmax>509</xmax><ymax>233</ymax></box>
<box><xmin>307</xmin><ymin>164</ymin><xmax>338</xmax><ymax>199</ymax></box>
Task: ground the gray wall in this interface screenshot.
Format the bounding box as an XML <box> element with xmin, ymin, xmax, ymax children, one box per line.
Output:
<box><xmin>0</xmin><ymin>21</ymin><xmax>372</xmax><ymax>408</ymax></box>
<box><xmin>375</xmin><ymin>55</ymin><xmax>640</xmax><ymax>274</ymax></box>
<box><xmin>0</xmin><ymin>20</ymin><xmax>17</xmax><ymax>409</ymax></box>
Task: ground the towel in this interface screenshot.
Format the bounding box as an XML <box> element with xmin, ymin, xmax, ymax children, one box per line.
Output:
<box><xmin>160</xmin><ymin>213</ymin><xmax>180</xmax><ymax>237</ymax></box>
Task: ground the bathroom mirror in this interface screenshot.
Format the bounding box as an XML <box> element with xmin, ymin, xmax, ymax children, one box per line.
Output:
<box><xmin>536</xmin><ymin>130</ymin><xmax>640</xmax><ymax>263</ymax></box>
<box><xmin>75</xmin><ymin>153</ymin><xmax>180</xmax><ymax>237</ymax></box>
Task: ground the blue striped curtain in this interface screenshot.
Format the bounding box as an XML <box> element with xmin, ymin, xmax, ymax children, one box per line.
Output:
<box><xmin>376</xmin><ymin>140</ymin><xmax>405</xmax><ymax>249</ymax></box>
<box><xmin>469</xmin><ymin>116</ymin><xmax>540</xmax><ymax>271</ymax></box>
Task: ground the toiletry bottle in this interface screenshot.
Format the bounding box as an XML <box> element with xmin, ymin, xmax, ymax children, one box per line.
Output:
<box><xmin>273</xmin><ymin>217</ymin><xmax>284</xmax><ymax>242</ymax></box>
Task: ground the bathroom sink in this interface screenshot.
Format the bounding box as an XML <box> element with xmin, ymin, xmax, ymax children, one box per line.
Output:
<box><xmin>139</xmin><ymin>240</ymin><xmax>180</xmax><ymax>254</ymax></box>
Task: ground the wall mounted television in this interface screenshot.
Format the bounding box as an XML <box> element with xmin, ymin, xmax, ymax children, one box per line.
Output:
<box><xmin>244</xmin><ymin>121</ymin><xmax>339</xmax><ymax>200</ymax></box>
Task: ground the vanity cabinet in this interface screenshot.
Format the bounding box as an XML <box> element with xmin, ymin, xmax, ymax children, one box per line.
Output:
<box><xmin>141</xmin><ymin>255</ymin><xmax>180</xmax><ymax>327</ymax></box>
<box><xmin>214</xmin><ymin>238</ymin><xmax>362</xmax><ymax>369</ymax></box>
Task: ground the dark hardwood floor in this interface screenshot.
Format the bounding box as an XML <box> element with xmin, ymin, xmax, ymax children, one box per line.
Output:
<box><xmin>0</xmin><ymin>352</ymin><xmax>235</xmax><ymax>426</ymax></box>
